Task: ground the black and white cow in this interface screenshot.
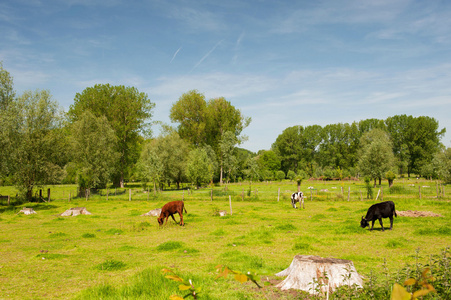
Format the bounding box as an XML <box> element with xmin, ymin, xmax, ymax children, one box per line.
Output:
<box><xmin>291</xmin><ymin>192</ymin><xmax>304</xmax><ymax>209</ymax></box>
<box><xmin>360</xmin><ymin>201</ymin><xmax>397</xmax><ymax>231</ymax></box>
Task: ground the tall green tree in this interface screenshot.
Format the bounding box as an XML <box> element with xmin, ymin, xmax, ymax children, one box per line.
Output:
<box><xmin>68</xmin><ymin>84</ymin><xmax>154</xmax><ymax>187</ymax></box>
<box><xmin>186</xmin><ymin>147</ymin><xmax>214</xmax><ymax>188</ymax></box>
<box><xmin>358</xmin><ymin>129</ymin><xmax>395</xmax><ymax>186</ymax></box>
<box><xmin>136</xmin><ymin>141</ymin><xmax>164</xmax><ymax>193</ymax></box>
<box><xmin>169</xmin><ymin>90</ymin><xmax>207</xmax><ymax>146</ymax></box>
<box><xmin>170</xmin><ymin>90</ymin><xmax>250</xmax><ymax>179</ymax></box>
<box><xmin>70</xmin><ymin>111</ymin><xmax>119</xmax><ymax>193</ymax></box>
<box><xmin>272</xmin><ymin>126</ymin><xmax>303</xmax><ymax>173</ymax></box>
<box><xmin>432</xmin><ymin>147</ymin><xmax>451</xmax><ymax>183</ymax></box>
<box><xmin>0</xmin><ymin>62</ymin><xmax>15</xmax><ymax>110</ymax></box>
<box><xmin>219</xmin><ymin>131</ymin><xmax>239</xmax><ymax>184</ymax></box>
<box><xmin>152</xmin><ymin>131</ymin><xmax>190</xmax><ymax>189</ymax></box>
<box><xmin>11</xmin><ymin>90</ymin><xmax>67</xmax><ymax>200</ymax></box>
<box><xmin>0</xmin><ymin>63</ymin><xmax>17</xmax><ymax>177</ymax></box>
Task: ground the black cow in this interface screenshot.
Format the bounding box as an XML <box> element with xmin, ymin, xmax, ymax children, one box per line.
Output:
<box><xmin>360</xmin><ymin>201</ymin><xmax>397</xmax><ymax>231</ymax></box>
<box><xmin>291</xmin><ymin>192</ymin><xmax>304</xmax><ymax>209</ymax></box>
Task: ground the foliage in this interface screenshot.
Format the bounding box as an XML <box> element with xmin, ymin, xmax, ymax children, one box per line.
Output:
<box><xmin>432</xmin><ymin>147</ymin><xmax>451</xmax><ymax>183</ymax></box>
<box><xmin>358</xmin><ymin>129</ymin><xmax>396</xmax><ymax>184</ymax></box>
<box><xmin>186</xmin><ymin>148</ymin><xmax>214</xmax><ymax>188</ymax></box>
<box><xmin>162</xmin><ymin>268</ymin><xmax>201</xmax><ymax>300</ymax></box>
<box><xmin>95</xmin><ymin>259</ymin><xmax>127</xmax><ymax>271</ymax></box>
<box><xmin>391</xmin><ymin>268</ymin><xmax>435</xmax><ymax>300</ymax></box>
<box><xmin>69</xmin><ymin>84</ymin><xmax>155</xmax><ymax>187</ymax></box>
<box><xmin>216</xmin><ymin>265</ymin><xmax>265</xmax><ymax>289</ymax></box>
<box><xmin>70</xmin><ymin>111</ymin><xmax>119</xmax><ymax>191</ymax></box>
<box><xmin>8</xmin><ymin>90</ymin><xmax>67</xmax><ymax>200</ymax></box>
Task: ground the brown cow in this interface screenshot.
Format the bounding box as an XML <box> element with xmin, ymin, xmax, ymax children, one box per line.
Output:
<box><xmin>157</xmin><ymin>201</ymin><xmax>187</xmax><ymax>226</ymax></box>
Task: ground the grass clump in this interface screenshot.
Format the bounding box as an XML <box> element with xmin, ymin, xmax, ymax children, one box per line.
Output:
<box><xmin>156</xmin><ymin>241</ymin><xmax>184</xmax><ymax>251</ymax></box>
<box><xmin>105</xmin><ymin>228</ymin><xmax>124</xmax><ymax>235</ymax></box>
<box><xmin>82</xmin><ymin>233</ymin><xmax>96</xmax><ymax>238</ymax></box>
<box><xmin>95</xmin><ymin>259</ymin><xmax>126</xmax><ymax>271</ymax></box>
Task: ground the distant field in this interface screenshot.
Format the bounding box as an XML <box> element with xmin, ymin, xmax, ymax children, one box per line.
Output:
<box><xmin>0</xmin><ymin>179</ymin><xmax>449</xmax><ymax>299</ymax></box>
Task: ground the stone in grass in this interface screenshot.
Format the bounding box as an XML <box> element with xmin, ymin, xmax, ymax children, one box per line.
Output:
<box><xmin>141</xmin><ymin>208</ymin><xmax>162</xmax><ymax>217</ymax></box>
<box><xmin>17</xmin><ymin>207</ymin><xmax>37</xmax><ymax>215</ymax></box>
<box><xmin>60</xmin><ymin>207</ymin><xmax>92</xmax><ymax>217</ymax></box>
<box><xmin>276</xmin><ymin>255</ymin><xmax>363</xmax><ymax>294</ymax></box>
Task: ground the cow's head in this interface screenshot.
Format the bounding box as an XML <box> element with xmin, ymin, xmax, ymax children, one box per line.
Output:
<box><xmin>157</xmin><ymin>216</ymin><xmax>164</xmax><ymax>226</ymax></box>
<box><xmin>360</xmin><ymin>216</ymin><xmax>369</xmax><ymax>228</ymax></box>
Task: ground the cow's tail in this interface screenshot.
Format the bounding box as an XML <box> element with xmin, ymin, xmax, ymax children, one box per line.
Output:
<box><xmin>393</xmin><ymin>202</ymin><xmax>397</xmax><ymax>217</ymax></box>
<box><xmin>183</xmin><ymin>204</ymin><xmax>187</xmax><ymax>214</ymax></box>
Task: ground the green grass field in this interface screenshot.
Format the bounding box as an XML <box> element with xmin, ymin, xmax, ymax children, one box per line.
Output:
<box><xmin>0</xmin><ymin>179</ymin><xmax>449</xmax><ymax>299</ymax></box>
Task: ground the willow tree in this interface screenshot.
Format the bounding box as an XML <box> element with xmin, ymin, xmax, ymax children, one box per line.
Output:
<box><xmin>70</xmin><ymin>111</ymin><xmax>119</xmax><ymax>194</ymax></box>
<box><xmin>69</xmin><ymin>84</ymin><xmax>154</xmax><ymax>187</ymax></box>
<box><xmin>11</xmin><ymin>90</ymin><xmax>67</xmax><ymax>200</ymax></box>
<box><xmin>358</xmin><ymin>129</ymin><xmax>395</xmax><ymax>187</ymax></box>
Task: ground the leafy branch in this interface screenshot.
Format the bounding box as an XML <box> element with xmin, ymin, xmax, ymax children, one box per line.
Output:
<box><xmin>216</xmin><ymin>265</ymin><xmax>267</xmax><ymax>289</ymax></box>
<box><xmin>391</xmin><ymin>268</ymin><xmax>436</xmax><ymax>300</ymax></box>
<box><xmin>162</xmin><ymin>268</ymin><xmax>201</xmax><ymax>300</ymax></box>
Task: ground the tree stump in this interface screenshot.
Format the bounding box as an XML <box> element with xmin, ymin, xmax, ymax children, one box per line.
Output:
<box><xmin>276</xmin><ymin>255</ymin><xmax>363</xmax><ymax>294</ymax></box>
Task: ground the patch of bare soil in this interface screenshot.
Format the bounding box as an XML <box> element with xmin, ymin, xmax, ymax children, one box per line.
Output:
<box><xmin>396</xmin><ymin>210</ymin><xmax>443</xmax><ymax>217</ymax></box>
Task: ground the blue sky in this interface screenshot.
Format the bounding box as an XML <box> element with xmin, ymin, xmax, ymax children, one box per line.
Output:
<box><xmin>1</xmin><ymin>0</ymin><xmax>450</xmax><ymax>152</ymax></box>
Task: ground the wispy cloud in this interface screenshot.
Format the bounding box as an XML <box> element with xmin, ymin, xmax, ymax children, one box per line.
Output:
<box><xmin>170</xmin><ymin>47</ymin><xmax>182</xmax><ymax>63</ymax></box>
<box><xmin>190</xmin><ymin>40</ymin><xmax>223</xmax><ymax>72</ymax></box>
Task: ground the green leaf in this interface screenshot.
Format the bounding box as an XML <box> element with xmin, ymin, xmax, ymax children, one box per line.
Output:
<box><xmin>234</xmin><ymin>273</ymin><xmax>248</xmax><ymax>283</ymax></box>
<box><xmin>166</xmin><ymin>275</ymin><xmax>184</xmax><ymax>282</ymax></box>
<box><xmin>178</xmin><ymin>284</ymin><xmax>191</xmax><ymax>291</ymax></box>
<box><xmin>404</xmin><ymin>278</ymin><xmax>416</xmax><ymax>286</ymax></box>
<box><xmin>169</xmin><ymin>295</ymin><xmax>184</xmax><ymax>300</ymax></box>
<box><xmin>412</xmin><ymin>289</ymin><xmax>431</xmax><ymax>299</ymax></box>
<box><xmin>391</xmin><ymin>283</ymin><xmax>412</xmax><ymax>300</ymax></box>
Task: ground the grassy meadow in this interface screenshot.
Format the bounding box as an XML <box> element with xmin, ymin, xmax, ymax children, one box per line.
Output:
<box><xmin>0</xmin><ymin>179</ymin><xmax>450</xmax><ymax>299</ymax></box>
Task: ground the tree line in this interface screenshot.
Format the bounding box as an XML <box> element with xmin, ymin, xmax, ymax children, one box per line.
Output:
<box><xmin>1</xmin><ymin>62</ymin><xmax>450</xmax><ymax>201</ymax></box>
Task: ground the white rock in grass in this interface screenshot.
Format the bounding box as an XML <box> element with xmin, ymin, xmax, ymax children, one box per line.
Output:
<box><xmin>60</xmin><ymin>207</ymin><xmax>92</xmax><ymax>216</ymax></box>
<box><xmin>18</xmin><ymin>207</ymin><xmax>37</xmax><ymax>215</ymax></box>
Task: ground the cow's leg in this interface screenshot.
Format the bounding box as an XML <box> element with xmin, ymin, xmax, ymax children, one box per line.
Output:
<box><xmin>179</xmin><ymin>210</ymin><xmax>184</xmax><ymax>226</ymax></box>
<box><xmin>389</xmin><ymin>216</ymin><xmax>393</xmax><ymax>230</ymax></box>
<box><xmin>379</xmin><ymin>218</ymin><xmax>385</xmax><ymax>231</ymax></box>
<box><xmin>169</xmin><ymin>213</ymin><xmax>177</xmax><ymax>224</ymax></box>
<box><xmin>370</xmin><ymin>220</ymin><xmax>375</xmax><ymax>230</ymax></box>
<box><xmin>302</xmin><ymin>197</ymin><xmax>305</xmax><ymax>209</ymax></box>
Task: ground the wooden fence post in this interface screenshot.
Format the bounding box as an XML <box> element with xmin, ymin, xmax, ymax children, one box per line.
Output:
<box><xmin>278</xmin><ymin>188</ymin><xmax>280</xmax><ymax>202</ymax></box>
<box><xmin>381</xmin><ymin>187</ymin><xmax>383</xmax><ymax>201</ymax></box>
<box><xmin>242</xmin><ymin>188</ymin><xmax>244</xmax><ymax>201</ymax></box>
<box><xmin>211</xmin><ymin>188</ymin><xmax>213</xmax><ymax>201</ymax></box>
<box><xmin>69</xmin><ymin>192</ymin><xmax>71</xmax><ymax>202</ymax></box>
<box><xmin>106</xmin><ymin>189</ymin><xmax>109</xmax><ymax>201</ymax></box>
<box><xmin>229</xmin><ymin>195</ymin><xmax>233</xmax><ymax>215</ymax></box>
<box><xmin>347</xmin><ymin>187</ymin><xmax>350</xmax><ymax>201</ymax></box>
<box><xmin>129</xmin><ymin>189</ymin><xmax>131</xmax><ymax>201</ymax></box>
<box><xmin>436</xmin><ymin>182</ymin><xmax>439</xmax><ymax>199</ymax></box>
<box><xmin>419</xmin><ymin>186</ymin><xmax>421</xmax><ymax>200</ymax></box>
<box><xmin>310</xmin><ymin>189</ymin><xmax>313</xmax><ymax>201</ymax></box>
<box><xmin>8</xmin><ymin>195</ymin><xmax>10</xmax><ymax>205</ymax></box>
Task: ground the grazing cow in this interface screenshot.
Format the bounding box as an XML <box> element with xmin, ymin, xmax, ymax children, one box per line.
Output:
<box><xmin>157</xmin><ymin>201</ymin><xmax>187</xmax><ymax>226</ymax></box>
<box><xmin>360</xmin><ymin>201</ymin><xmax>397</xmax><ymax>231</ymax></box>
<box><xmin>291</xmin><ymin>192</ymin><xmax>305</xmax><ymax>209</ymax></box>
